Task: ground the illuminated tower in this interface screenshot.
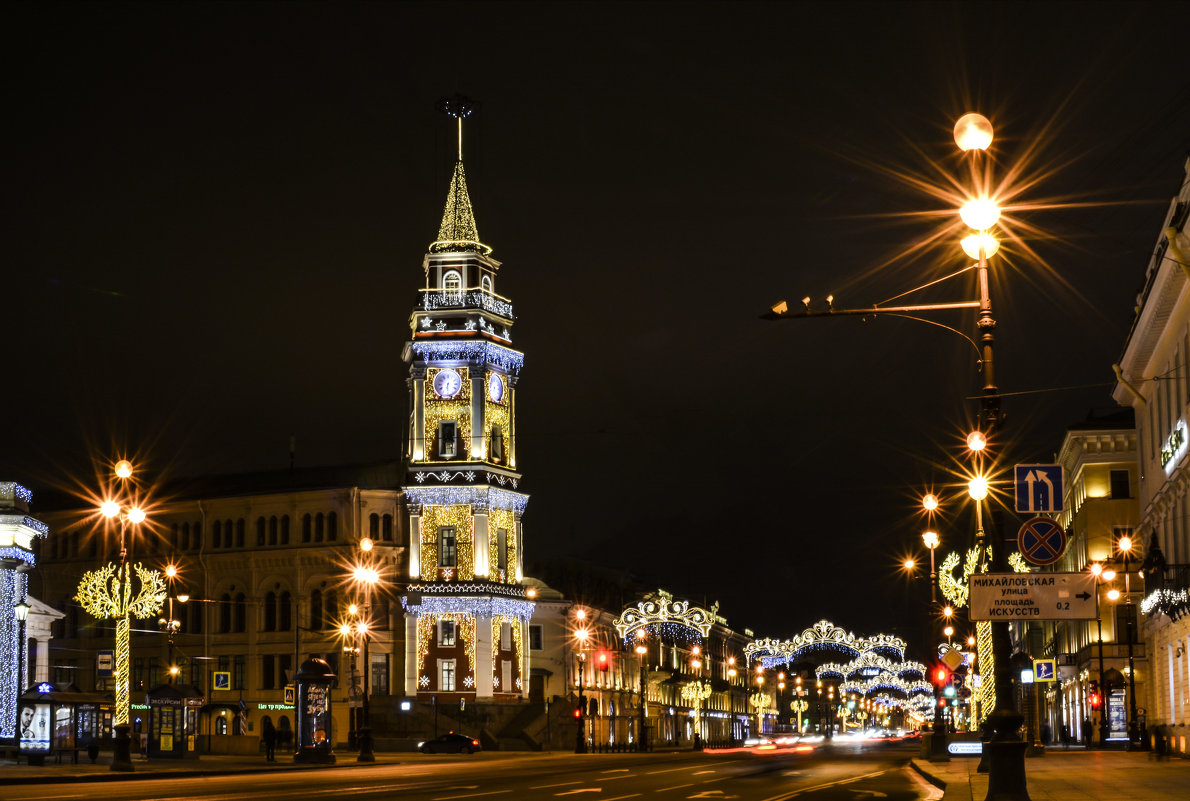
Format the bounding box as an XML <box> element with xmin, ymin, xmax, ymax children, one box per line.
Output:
<box><xmin>402</xmin><ymin>97</ymin><xmax>533</xmax><ymax>702</ymax></box>
<box><xmin>1</xmin><ymin>482</ymin><xmax>46</xmax><ymax>739</ymax></box>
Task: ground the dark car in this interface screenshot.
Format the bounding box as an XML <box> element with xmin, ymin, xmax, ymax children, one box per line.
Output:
<box><xmin>419</xmin><ymin>732</ymin><xmax>482</xmax><ymax>754</ymax></box>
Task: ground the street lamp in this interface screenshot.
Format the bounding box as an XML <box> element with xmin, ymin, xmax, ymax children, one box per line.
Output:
<box><xmin>574</xmin><ymin>619</ymin><xmax>589</xmax><ymax>753</ymax></box>
<box><xmin>635</xmin><ymin>631</ymin><xmax>649</xmax><ymax>751</ymax></box>
<box><xmin>348</xmin><ymin>562</ymin><xmax>379</xmax><ymax>762</ymax></box>
<box><xmin>727</xmin><ymin>657</ymin><xmax>738</xmax><ymax>745</ymax></box>
<box><xmin>923</xmin><ymin>530</ymin><xmax>941</xmax><ymax>604</ymax></box>
<box><xmin>689</xmin><ymin>648</ymin><xmax>705</xmax><ymax>750</ymax></box>
<box><xmin>1089</xmin><ymin>562</ymin><xmax>1112</xmax><ymax>746</ymax></box>
<box><xmin>1115</xmin><ymin>536</ymin><xmax>1146</xmax><ymax>751</ymax></box>
<box><xmin>14</xmin><ymin>599</ymin><xmax>30</xmax><ymax>698</ymax></box>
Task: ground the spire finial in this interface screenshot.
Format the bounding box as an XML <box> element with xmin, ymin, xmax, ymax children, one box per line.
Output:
<box><xmin>437</xmin><ymin>94</ymin><xmax>477</xmax><ymax>162</ymax></box>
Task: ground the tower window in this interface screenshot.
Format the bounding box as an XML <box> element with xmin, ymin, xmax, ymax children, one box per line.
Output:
<box><xmin>481</xmin><ymin>275</ymin><xmax>493</xmax><ymax>293</ymax></box>
<box><xmin>497</xmin><ymin>527</ymin><xmax>508</xmax><ymax>571</ymax></box>
<box><xmin>440</xmin><ymin>619</ymin><xmax>456</xmax><ymax>646</ymax></box>
<box><xmin>491</xmin><ymin>425</ymin><xmax>504</xmax><ymax>463</ymax></box>
<box><xmin>439</xmin><ymin>526</ymin><xmax>457</xmax><ymax>568</ymax></box>
<box><xmin>443</xmin><ymin>270</ymin><xmax>462</xmax><ymax>292</ymax></box>
<box><xmin>439</xmin><ymin>421</ymin><xmax>458</xmax><ymax>458</ymax></box>
<box><xmin>439</xmin><ymin>659</ymin><xmax>456</xmax><ymax>692</ymax></box>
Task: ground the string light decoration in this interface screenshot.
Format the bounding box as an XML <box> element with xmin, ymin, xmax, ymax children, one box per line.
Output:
<box><xmin>484</xmin><ymin>378</ymin><xmax>511</xmax><ymax>463</ymax></box>
<box><xmin>429</xmin><ymin>161</ymin><xmax>490</xmax><ymax>255</ymax></box>
<box><xmin>419</xmin><ymin>504</ymin><xmax>474</xmax><ymax>581</ymax></box>
<box><xmin>407</xmin><ymin>486</ymin><xmax>529</xmax><ymax>514</ymax></box>
<box><xmin>745</xmin><ymin>620</ymin><xmax>906</xmax><ymax>666</ymax></box>
<box><xmin>1</xmin><ymin>571</ymin><xmax>29</xmax><ymax>738</ymax></box>
<box><xmin>681</xmin><ymin>680</ymin><xmax>713</xmax><ymax>729</ymax></box>
<box><xmin>75</xmin><ymin>562</ymin><xmax>167</xmax><ymax>725</ymax></box>
<box><xmin>411</xmin><ymin>342</ymin><xmax>524</xmax><ymax>376</ymax></box>
<box><xmin>613</xmin><ymin>596</ymin><xmax>713</xmax><ymax>643</ymax></box>
<box><xmin>423</xmin><ymin>367</ymin><xmax>473</xmax><ymax>464</ymax></box>
<box><xmin>488</xmin><ymin>507</ymin><xmax>516</xmax><ymax>582</ymax></box>
<box><xmin>419</xmin><ymin>289</ymin><xmax>514</xmax><ymax>318</ymax></box>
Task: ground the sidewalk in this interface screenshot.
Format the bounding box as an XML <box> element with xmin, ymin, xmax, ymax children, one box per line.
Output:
<box><xmin>911</xmin><ymin>749</ymin><xmax>1189</xmax><ymax>800</ymax></box>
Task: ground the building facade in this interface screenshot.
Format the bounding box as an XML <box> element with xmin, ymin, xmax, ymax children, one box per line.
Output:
<box><xmin>1112</xmin><ymin>156</ymin><xmax>1190</xmax><ymax>754</ymax></box>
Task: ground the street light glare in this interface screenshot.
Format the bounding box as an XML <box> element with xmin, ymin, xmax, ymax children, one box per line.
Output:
<box><xmin>1090</xmin><ymin>562</ymin><xmax>1103</xmax><ymax>576</ymax></box>
<box><xmin>960</xmin><ymin>198</ymin><xmax>1001</xmax><ymax>231</ymax></box>
<box><xmin>114</xmin><ymin>459</ymin><xmax>134</xmax><ymax>479</ymax></box>
<box><xmin>1118</xmin><ymin>535</ymin><xmax>1133</xmax><ymax>553</ymax></box>
<box><xmin>100</xmin><ymin>500</ymin><xmax>121</xmax><ymax>518</ymax></box>
<box><xmin>922</xmin><ymin>530</ymin><xmax>940</xmax><ymax>549</ymax></box>
<box><xmin>966</xmin><ymin>430</ymin><xmax>988</xmax><ymax>452</ymax></box>
<box><xmin>968</xmin><ymin>476</ymin><xmax>989</xmax><ymax>501</ymax></box>
<box><xmin>359</xmin><ymin>536</ymin><xmax>374</xmax><ymax>552</ymax></box>
<box><xmin>1107</xmin><ymin>589</ymin><xmax>1121</xmax><ymax>601</ymax></box>
<box><xmin>1102</xmin><ymin>569</ymin><xmax>1117</xmax><ymax>581</ymax></box>
<box><xmin>127</xmin><ymin>507</ymin><xmax>147</xmax><ymax>524</ymax></box>
<box><xmin>922</xmin><ymin>493</ymin><xmax>939</xmax><ymax>511</ymax></box>
<box><xmin>903</xmin><ymin>558</ymin><xmax>916</xmax><ymax>570</ymax></box>
<box><xmin>953</xmin><ymin>113</ymin><xmax>993</xmax><ymax>151</ymax></box>
<box><xmin>961</xmin><ymin>233</ymin><xmax>1000</xmax><ymax>260</ymax></box>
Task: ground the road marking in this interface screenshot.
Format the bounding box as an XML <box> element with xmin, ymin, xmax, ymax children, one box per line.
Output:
<box><xmin>660</xmin><ymin>784</ymin><xmax>695</xmax><ymax>792</ymax></box>
<box><xmin>692</xmin><ymin>770</ymin><xmax>716</xmax><ymax>775</ymax></box>
<box><xmin>760</xmin><ymin>769</ymin><xmax>886</xmax><ymax>801</ymax></box>
<box><xmin>532</xmin><ymin>781</ymin><xmax>583</xmax><ymax>789</ymax></box>
<box><xmin>556</xmin><ymin>790</ymin><xmax>602</xmax><ymax>796</ymax></box>
<box><xmin>648</xmin><ymin>766</ymin><xmax>701</xmax><ymax>775</ymax></box>
<box><xmin>432</xmin><ymin>791</ymin><xmax>513</xmax><ymax>800</ymax></box>
<box><xmin>602</xmin><ymin>768</ymin><xmax>631</xmax><ymax>773</ymax></box>
<box><xmin>445</xmin><ymin>787</ymin><xmax>480</xmax><ymax>790</ymax></box>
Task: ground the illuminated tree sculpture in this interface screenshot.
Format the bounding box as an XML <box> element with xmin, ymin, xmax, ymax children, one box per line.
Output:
<box><xmin>76</xmin><ymin>562</ymin><xmax>166</xmax><ymax>725</ymax></box>
<box><xmin>681</xmin><ymin>680</ymin><xmax>713</xmax><ymax>735</ymax></box>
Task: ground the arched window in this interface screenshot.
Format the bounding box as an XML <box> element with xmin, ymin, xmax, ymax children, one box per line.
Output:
<box><xmin>234</xmin><ymin>593</ymin><xmax>247</xmax><ymax>633</ymax></box>
<box><xmin>279</xmin><ymin>591</ymin><xmax>292</xmax><ymax>631</ymax></box>
<box><xmin>212</xmin><ymin>521</ymin><xmax>222</xmax><ymax>549</ymax></box>
<box><xmin>235</xmin><ymin>519</ymin><xmax>245</xmax><ymax>548</ymax></box>
<box><xmin>315</xmin><ymin>513</ymin><xmax>324</xmax><ymax>543</ymax></box>
<box><xmin>269</xmin><ymin>516</ymin><xmax>278</xmax><ymax>546</ymax></box>
<box><xmin>481</xmin><ymin>274</ymin><xmax>493</xmax><ymax>293</ymax></box>
<box><xmin>302</xmin><ymin>514</ymin><xmax>312</xmax><ymax>543</ymax></box>
<box><xmin>443</xmin><ymin>269</ymin><xmax>462</xmax><ymax>292</ymax></box>
<box><xmin>192</xmin><ymin>522</ymin><xmax>202</xmax><ymax>550</ymax></box>
<box><xmin>382</xmin><ymin>514</ymin><xmax>394</xmax><ymax>542</ymax></box>
<box><xmin>264</xmin><ymin>591</ymin><xmax>277</xmax><ymax>631</ymax></box>
<box><xmin>219</xmin><ymin>594</ymin><xmax>232</xmax><ymax>633</ymax></box>
<box><xmin>324</xmin><ymin>589</ymin><xmax>339</xmax><ymax>629</ymax></box>
<box><xmin>310</xmin><ymin>590</ymin><xmax>323</xmax><ymax>631</ymax></box>
<box><xmin>327</xmin><ymin>512</ymin><xmax>337</xmax><ymax>541</ymax></box>
<box><xmin>256</xmin><ymin>517</ymin><xmax>266</xmax><ymax>546</ymax></box>
<box><xmin>281</xmin><ymin>516</ymin><xmax>290</xmax><ymax>545</ymax></box>
<box><xmin>369</xmin><ymin>514</ymin><xmax>380</xmax><ymax>539</ymax></box>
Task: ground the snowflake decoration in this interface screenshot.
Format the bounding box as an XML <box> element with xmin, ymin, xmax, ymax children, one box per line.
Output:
<box><xmin>466</xmin><ymin>319</ymin><xmax>477</xmax><ymax>331</ymax></box>
<box><xmin>419</xmin><ymin>674</ymin><xmax>430</xmax><ymax>687</ymax></box>
<box><xmin>415</xmin><ymin>472</ymin><xmax>427</xmax><ymax>483</ymax></box>
<box><xmin>492</xmin><ymin>675</ymin><xmax>500</xmax><ymax>689</ymax></box>
<box><xmin>464</xmin><ymin>471</ymin><xmax>476</xmax><ymax>481</ymax></box>
<box><xmin>463</xmin><ymin>676</ymin><xmax>475</xmax><ymax>688</ymax></box>
<box><xmin>442</xmin><ymin>567</ymin><xmax>455</xmax><ymax>580</ymax></box>
<box><xmin>510</xmin><ymin>479</ymin><xmax>518</xmax><ymax>488</ymax></box>
<box><xmin>515</xmin><ymin>677</ymin><xmax>522</xmax><ymax>689</ymax></box>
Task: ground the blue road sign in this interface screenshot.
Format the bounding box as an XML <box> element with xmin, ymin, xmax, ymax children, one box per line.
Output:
<box><xmin>213</xmin><ymin>671</ymin><xmax>231</xmax><ymax>691</ymax></box>
<box><xmin>1018</xmin><ymin>516</ymin><xmax>1068</xmax><ymax>566</ymax></box>
<box><xmin>1014</xmin><ymin>464</ymin><xmax>1064</xmax><ymax>513</ymax></box>
<box><xmin>1033</xmin><ymin>659</ymin><xmax>1057</xmax><ymax>682</ymax></box>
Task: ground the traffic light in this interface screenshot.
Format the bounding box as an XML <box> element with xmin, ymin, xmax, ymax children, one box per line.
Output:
<box><xmin>596</xmin><ymin>650</ymin><xmax>611</xmax><ymax>673</ymax></box>
<box><xmin>1089</xmin><ymin>680</ymin><xmax>1101</xmax><ymax>709</ymax></box>
<box><xmin>932</xmin><ymin>665</ymin><xmax>950</xmax><ymax>688</ymax></box>
<box><xmin>574</xmin><ymin>706</ymin><xmax>583</xmax><ymax>719</ymax></box>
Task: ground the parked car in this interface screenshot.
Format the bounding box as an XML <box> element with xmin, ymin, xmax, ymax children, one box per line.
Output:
<box><xmin>419</xmin><ymin>732</ymin><xmax>482</xmax><ymax>754</ymax></box>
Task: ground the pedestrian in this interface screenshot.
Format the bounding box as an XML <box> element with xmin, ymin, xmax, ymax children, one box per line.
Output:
<box><xmin>1154</xmin><ymin>725</ymin><xmax>1167</xmax><ymax>761</ymax></box>
<box><xmin>1060</xmin><ymin>723</ymin><xmax>1070</xmax><ymax>749</ymax></box>
<box><xmin>262</xmin><ymin>717</ymin><xmax>277</xmax><ymax>762</ymax></box>
<box><xmin>1082</xmin><ymin>718</ymin><xmax>1092</xmax><ymax>747</ymax></box>
<box><xmin>1040</xmin><ymin>722</ymin><xmax>1050</xmax><ymax>745</ymax></box>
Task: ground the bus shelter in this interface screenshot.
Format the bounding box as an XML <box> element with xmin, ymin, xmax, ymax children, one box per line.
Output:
<box><xmin>18</xmin><ymin>682</ymin><xmax>111</xmax><ymax>765</ymax></box>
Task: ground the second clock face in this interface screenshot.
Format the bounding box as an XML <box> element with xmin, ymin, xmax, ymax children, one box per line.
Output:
<box><xmin>488</xmin><ymin>373</ymin><xmax>505</xmax><ymax>403</ymax></box>
<box><xmin>433</xmin><ymin>369</ymin><xmax>463</xmax><ymax>399</ymax></box>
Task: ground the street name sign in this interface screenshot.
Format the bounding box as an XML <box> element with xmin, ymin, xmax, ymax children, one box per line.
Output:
<box><xmin>1017</xmin><ymin>517</ymin><xmax>1068</xmax><ymax>566</ymax></box>
<box><xmin>1014</xmin><ymin>464</ymin><xmax>1064</xmax><ymax>513</ymax></box>
<box><xmin>968</xmin><ymin>572</ymin><xmax>1096</xmax><ymax>621</ymax></box>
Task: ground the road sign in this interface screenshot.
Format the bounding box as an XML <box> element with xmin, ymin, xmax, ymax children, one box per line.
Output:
<box><xmin>968</xmin><ymin>572</ymin><xmax>1097</xmax><ymax>621</ymax></box>
<box><xmin>1017</xmin><ymin>517</ymin><xmax>1068</xmax><ymax>566</ymax></box>
<box><xmin>1033</xmin><ymin>659</ymin><xmax>1057</xmax><ymax>682</ymax></box>
<box><xmin>1014</xmin><ymin>464</ymin><xmax>1064</xmax><ymax>513</ymax></box>
<box><xmin>941</xmin><ymin>647</ymin><xmax>964</xmax><ymax>671</ymax></box>
<box><xmin>213</xmin><ymin>671</ymin><xmax>231</xmax><ymax>691</ymax></box>
<box><xmin>284</xmin><ymin>685</ymin><xmax>295</xmax><ymax>705</ymax></box>
<box><xmin>97</xmin><ymin>649</ymin><xmax>114</xmax><ymax>679</ymax></box>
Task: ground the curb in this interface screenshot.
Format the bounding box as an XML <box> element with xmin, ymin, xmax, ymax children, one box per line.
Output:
<box><xmin>909</xmin><ymin>758</ymin><xmax>947</xmax><ymax>793</ymax></box>
<box><xmin>0</xmin><ymin>758</ymin><xmax>399</xmax><ymax>785</ymax></box>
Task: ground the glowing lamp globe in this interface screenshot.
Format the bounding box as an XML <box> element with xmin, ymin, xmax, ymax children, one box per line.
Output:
<box><xmin>358</xmin><ymin>536</ymin><xmax>374</xmax><ymax>552</ymax></box>
<box><xmin>966</xmin><ymin>431</ymin><xmax>987</xmax><ymax>452</ymax></box>
<box><xmin>922</xmin><ymin>493</ymin><xmax>939</xmax><ymax>512</ymax></box>
<box><xmin>114</xmin><ymin>459</ymin><xmax>134</xmax><ymax>479</ymax></box>
<box><xmin>1118</xmin><ymin>535</ymin><xmax>1133</xmax><ymax>553</ymax></box>
<box><xmin>960</xmin><ymin>198</ymin><xmax>1001</xmax><ymax>231</ymax></box>
<box><xmin>968</xmin><ymin>476</ymin><xmax>989</xmax><ymax>501</ymax></box>
<box><xmin>922</xmin><ymin>530</ymin><xmax>940</xmax><ymax>549</ymax></box>
<box><xmin>1090</xmin><ymin>562</ymin><xmax>1103</xmax><ymax>576</ymax></box>
<box><xmin>127</xmin><ymin>507</ymin><xmax>147</xmax><ymax>524</ymax></box>
<box><xmin>1102</xmin><ymin>569</ymin><xmax>1116</xmax><ymax>581</ymax></box>
<box><xmin>1107</xmin><ymin>589</ymin><xmax>1120</xmax><ymax>601</ymax></box>
<box><xmin>100</xmin><ymin>500</ymin><xmax>121</xmax><ymax>518</ymax></box>
<box><xmin>954</xmin><ymin>113</ymin><xmax>993</xmax><ymax>151</ymax></box>
<box><xmin>961</xmin><ymin>233</ymin><xmax>1000</xmax><ymax>259</ymax></box>
<box><xmin>165</xmin><ymin>564</ymin><xmax>178</xmax><ymax>578</ymax></box>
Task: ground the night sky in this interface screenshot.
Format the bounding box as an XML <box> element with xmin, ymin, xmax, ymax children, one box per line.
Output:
<box><xmin>5</xmin><ymin>1</ymin><xmax>1190</xmax><ymax>657</ymax></box>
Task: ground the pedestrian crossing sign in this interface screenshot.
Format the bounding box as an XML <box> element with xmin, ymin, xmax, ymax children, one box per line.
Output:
<box><xmin>284</xmin><ymin>685</ymin><xmax>295</xmax><ymax>705</ymax></box>
<box><xmin>1033</xmin><ymin>659</ymin><xmax>1056</xmax><ymax>682</ymax></box>
<box><xmin>213</xmin><ymin>671</ymin><xmax>231</xmax><ymax>691</ymax></box>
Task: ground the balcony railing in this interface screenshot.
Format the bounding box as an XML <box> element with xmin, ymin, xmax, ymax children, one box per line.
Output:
<box><xmin>1141</xmin><ymin>563</ymin><xmax>1190</xmax><ymax>620</ymax></box>
<box><xmin>419</xmin><ymin>289</ymin><xmax>514</xmax><ymax>319</ymax></box>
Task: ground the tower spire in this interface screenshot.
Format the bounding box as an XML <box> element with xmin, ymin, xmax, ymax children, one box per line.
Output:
<box><xmin>429</xmin><ymin>95</ymin><xmax>491</xmax><ymax>255</ymax></box>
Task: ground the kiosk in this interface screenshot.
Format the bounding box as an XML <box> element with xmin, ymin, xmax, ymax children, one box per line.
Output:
<box><xmin>293</xmin><ymin>656</ymin><xmax>336</xmax><ymax>763</ymax></box>
<box><xmin>146</xmin><ymin>684</ymin><xmax>204</xmax><ymax>759</ymax></box>
<box><xmin>18</xmin><ymin>682</ymin><xmax>110</xmax><ymax>765</ymax></box>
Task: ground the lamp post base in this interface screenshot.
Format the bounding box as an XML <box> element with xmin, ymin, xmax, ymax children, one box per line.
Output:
<box><xmin>984</xmin><ymin>709</ymin><xmax>1030</xmax><ymax>801</ymax></box>
<box><xmin>356</xmin><ymin>726</ymin><xmax>375</xmax><ymax>762</ymax></box>
<box><xmin>110</xmin><ymin>724</ymin><xmax>135</xmax><ymax>772</ymax></box>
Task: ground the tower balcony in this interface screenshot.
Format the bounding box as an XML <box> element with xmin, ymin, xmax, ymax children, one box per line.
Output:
<box><xmin>418</xmin><ymin>288</ymin><xmax>514</xmax><ymax>320</ymax></box>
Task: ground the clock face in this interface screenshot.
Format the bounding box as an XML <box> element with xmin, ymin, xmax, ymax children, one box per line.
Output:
<box><xmin>488</xmin><ymin>373</ymin><xmax>505</xmax><ymax>403</ymax></box>
<box><xmin>433</xmin><ymin>369</ymin><xmax>463</xmax><ymax>399</ymax></box>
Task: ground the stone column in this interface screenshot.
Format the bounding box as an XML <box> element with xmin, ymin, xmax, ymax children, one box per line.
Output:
<box><xmin>475</xmin><ymin>614</ymin><xmax>494</xmax><ymax>698</ymax></box>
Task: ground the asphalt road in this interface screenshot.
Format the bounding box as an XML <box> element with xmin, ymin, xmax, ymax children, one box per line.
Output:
<box><xmin>7</xmin><ymin>741</ymin><xmax>939</xmax><ymax>801</ymax></box>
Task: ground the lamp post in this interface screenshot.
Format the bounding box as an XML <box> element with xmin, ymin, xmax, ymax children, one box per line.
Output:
<box><xmin>14</xmin><ymin>600</ymin><xmax>30</xmax><ymax>696</ymax></box>
<box><xmin>922</xmin><ymin>529</ymin><xmax>940</xmax><ymax>605</ymax></box>
<box><xmin>635</xmin><ymin>632</ymin><xmax>649</xmax><ymax>752</ymax></box>
<box><xmin>1116</xmin><ymin>535</ymin><xmax>1146</xmax><ymax>750</ymax></box>
<box><xmin>1089</xmin><ymin>562</ymin><xmax>1112</xmax><ymax>747</ymax></box>
<box><xmin>574</xmin><ymin>617</ymin><xmax>589</xmax><ymax>754</ymax></box>
<box><xmin>349</xmin><ymin>561</ymin><xmax>379</xmax><ymax>763</ymax></box>
<box><xmin>727</xmin><ymin>658</ymin><xmax>737</xmax><ymax>745</ymax></box>
<box><xmin>160</xmin><ymin>564</ymin><xmax>183</xmax><ymax>684</ymax></box>
<box><xmin>690</xmin><ymin>648</ymin><xmax>705</xmax><ymax>750</ymax></box>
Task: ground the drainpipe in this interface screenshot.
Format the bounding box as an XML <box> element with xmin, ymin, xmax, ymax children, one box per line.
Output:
<box><xmin>1112</xmin><ymin>364</ymin><xmax>1147</xmax><ymax>406</ymax></box>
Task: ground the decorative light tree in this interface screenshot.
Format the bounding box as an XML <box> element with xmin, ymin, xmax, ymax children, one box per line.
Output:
<box><xmin>76</xmin><ymin>561</ymin><xmax>167</xmax><ymax>725</ymax></box>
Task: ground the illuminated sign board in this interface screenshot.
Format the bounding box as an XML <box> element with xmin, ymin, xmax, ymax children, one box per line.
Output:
<box><xmin>1162</xmin><ymin>421</ymin><xmax>1186</xmax><ymax>475</ymax></box>
<box><xmin>948</xmin><ymin>741</ymin><xmax>982</xmax><ymax>755</ymax></box>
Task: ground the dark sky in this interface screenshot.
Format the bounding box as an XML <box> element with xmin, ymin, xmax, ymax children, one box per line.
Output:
<box><xmin>5</xmin><ymin>1</ymin><xmax>1190</xmax><ymax>657</ymax></box>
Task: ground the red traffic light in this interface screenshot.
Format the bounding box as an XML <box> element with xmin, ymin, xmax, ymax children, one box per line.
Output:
<box><xmin>932</xmin><ymin>665</ymin><xmax>950</xmax><ymax>686</ymax></box>
<box><xmin>596</xmin><ymin>650</ymin><xmax>611</xmax><ymax>672</ymax></box>
<box><xmin>574</xmin><ymin>707</ymin><xmax>583</xmax><ymax>719</ymax></box>
<box><xmin>1089</xmin><ymin>692</ymin><xmax>1101</xmax><ymax>709</ymax></box>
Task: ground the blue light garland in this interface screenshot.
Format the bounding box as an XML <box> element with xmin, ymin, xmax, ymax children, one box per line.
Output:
<box><xmin>402</xmin><ymin>594</ymin><xmax>534</xmax><ymax>623</ymax></box>
<box><xmin>406</xmin><ymin>486</ymin><xmax>529</xmax><ymax>514</ymax></box>
<box><xmin>411</xmin><ymin>341</ymin><xmax>524</xmax><ymax>375</ymax></box>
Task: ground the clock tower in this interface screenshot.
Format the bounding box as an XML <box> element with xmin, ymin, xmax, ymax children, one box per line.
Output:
<box><xmin>401</xmin><ymin>98</ymin><xmax>533</xmax><ymax>702</ymax></box>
